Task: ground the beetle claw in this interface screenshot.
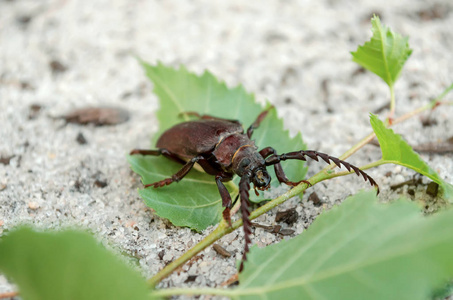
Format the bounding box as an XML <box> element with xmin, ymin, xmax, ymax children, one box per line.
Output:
<box><xmin>254</xmin><ymin>187</ymin><xmax>260</xmax><ymax>196</ymax></box>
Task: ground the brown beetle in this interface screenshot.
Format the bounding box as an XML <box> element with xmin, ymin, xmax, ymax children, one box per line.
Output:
<box><xmin>130</xmin><ymin>108</ymin><xmax>378</xmax><ymax>271</ymax></box>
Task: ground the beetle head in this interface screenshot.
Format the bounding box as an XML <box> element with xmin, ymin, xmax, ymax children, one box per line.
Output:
<box><xmin>251</xmin><ymin>167</ymin><xmax>271</xmax><ymax>190</ymax></box>
<box><xmin>232</xmin><ymin>146</ymin><xmax>271</xmax><ymax>190</ymax></box>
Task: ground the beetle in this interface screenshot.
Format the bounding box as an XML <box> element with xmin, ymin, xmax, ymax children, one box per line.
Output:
<box><xmin>130</xmin><ymin>107</ymin><xmax>378</xmax><ymax>272</ymax></box>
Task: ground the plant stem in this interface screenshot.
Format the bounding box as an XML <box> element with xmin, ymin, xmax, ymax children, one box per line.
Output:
<box><xmin>147</xmin><ymin>221</ymin><xmax>232</xmax><ymax>287</ymax></box>
<box><xmin>337</xmin><ymin>132</ymin><xmax>376</xmax><ymax>162</ymax></box>
<box><xmin>0</xmin><ymin>292</ymin><xmax>19</xmax><ymax>299</ymax></box>
<box><xmin>328</xmin><ymin>159</ymin><xmax>387</xmax><ymax>179</ymax></box>
<box><xmin>435</xmin><ymin>83</ymin><xmax>453</xmax><ymax>102</ymax></box>
<box><xmin>152</xmin><ymin>287</ymin><xmax>234</xmax><ymax>298</ymax></box>
<box><xmin>327</xmin><ymin>83</ymin><xmax>453</xmax><ymax>166</ymax></box>
<box><xmin>388</xmin><ymin>84</ymin><xmax>396</xmax><ymax>121</ymax></box>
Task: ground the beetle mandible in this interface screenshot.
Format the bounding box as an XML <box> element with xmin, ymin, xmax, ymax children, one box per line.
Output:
<box><xmin>130</xmin><ymin>107</ymin><xmax>379</xmax><ymax>272</ymax></box>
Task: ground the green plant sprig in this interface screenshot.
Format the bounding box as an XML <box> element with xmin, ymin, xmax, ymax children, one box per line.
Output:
<box><xmin>351</xmin><ymin>15</ymin><xmax>413</xmax><ymax>122</ymax></box>
<box><xmin>144</xmin><ymin>16</ymin><xmax>453</xmax><ymax>287</ymax></box>
<box><xmin>325</xmin><ymin>82</ymin><xmax>453</xmax><ymax>165</ymax></box>
<box><xmin>146</xmin><ymin>85</ymin><xmax>453</xmax><ymax>287</ymax></box>
<box><xmin>146</xmin><ymin>100</ymin><xmax>451</xmax><ymax>288</ymax></box>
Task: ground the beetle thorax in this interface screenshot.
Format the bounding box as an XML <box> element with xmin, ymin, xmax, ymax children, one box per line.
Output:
<box><xmin>212</xmin><ymin>134</ymin><xmax>253</xmax><ymax>167</ymax></box>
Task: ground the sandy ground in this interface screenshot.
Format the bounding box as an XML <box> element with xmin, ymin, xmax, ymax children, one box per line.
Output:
<box><xmin>1</xmin><ymin>0</ymin><xmax>453</xmax><ymax>297</ymax></box>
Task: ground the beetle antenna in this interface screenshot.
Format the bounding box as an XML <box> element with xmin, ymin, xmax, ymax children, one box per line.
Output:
<box><xmin>265</xmin><ymin>150</ymin><xmax>379</xmax><ymax>193</ymax></box>
<box><xmin>239</xmin><ymin>174</ymin><xmax>252</xmax><ymax>272</ymax></box>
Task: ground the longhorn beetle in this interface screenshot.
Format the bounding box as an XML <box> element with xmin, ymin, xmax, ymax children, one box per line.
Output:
<box><xmin>130</xmin><ymin>107</ymin><xmax>379</xmax><ymax>272</ymax></box>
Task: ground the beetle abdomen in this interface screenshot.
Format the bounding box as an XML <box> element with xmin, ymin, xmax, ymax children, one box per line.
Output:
<box><xmin>156</xmin><ymin>119</ymin><xmax>244</xmax><ymax>159</ymax></box>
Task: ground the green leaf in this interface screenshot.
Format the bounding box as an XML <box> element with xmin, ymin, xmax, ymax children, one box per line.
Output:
<box><xmin>128</xmin><ymin>62</ymin><xmax>306</xmax><ymax>230</ymax></box>
<box><xmin>370</xmin><ymin>114</ymin><xmax>453</xmax><ymax>201</ymax></box>
<box><xmin>142</xmin><ymin>62</ymin><xmax>262</xmax><ymax>143</ymax></box>
<box><xmin>0</xmin><ymin>227</ymin><xmax>152</xmax><ymax>300</ymax></box>
<box><xmin>235</xmin><ymin>191</ymin><xmax>453</xmax><ymax>300</ymax></box>
<box><xmin>128</xmin><ymin>154</ymin><xmax>231</xmax><ymax>231</ymax></box>
<box><xmin>351</xmin><ymin>15</ymin><xmax>412</xmax><ymax>87</ymax></box>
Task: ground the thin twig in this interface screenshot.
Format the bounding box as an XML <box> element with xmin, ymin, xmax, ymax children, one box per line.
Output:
<box><xmin>0</xmin><ymin>291</ymin><xmax>19</xmax><ymax>299</ymax></box>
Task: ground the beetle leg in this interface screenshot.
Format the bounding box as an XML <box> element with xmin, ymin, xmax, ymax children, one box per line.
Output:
<box><xmin>178</xmin><ymin>111</ymin><xmax>202</xmax><ymax>118</ymax></box>
<box><xmin>144</xmin><ymin>155</ymin><xmax>204</xmax><ymax>188</ymax></box>
<box><xmin>265</xmin><ymin>150</ymin><xmax>379</xmax><ymax>193</ymax></box>
<box><xmin>215</xmin><ymin>175</ymin><xmax>234</xmax><ymax>227</ymax></box>
<box><xmin>259</xmin><ymin>147</ymin><xmax>308</xmax><ymax>186</ymax></box>
<box><xmin>239</xmin><ymin>174</ymin><xmax>252</xmax><ymax>272</ymax></box>
<box><xmin>129</xmin><ymin>149</ymin><xmax>161</xmax><ymax>156</ymax></box>
<box><xmin>129</xmin><ymin>148</ymin><xmax>187</xmax><ymax>165</ymax></box>
<box><xmin>179</xmin><ymin>111</ymin><xmax>241</xmax><ymax>124</ymax></box>
<box><xmin>246</xmin><ymin>106</ymin><xmax>274</xmax><ymax>138</ymax></box>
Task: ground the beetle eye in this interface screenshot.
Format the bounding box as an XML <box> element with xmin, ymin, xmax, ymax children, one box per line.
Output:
<box><xmin>239</xmin><ymin>158</ymin><xmax>251</xmax><ymax>169</ymax></box>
